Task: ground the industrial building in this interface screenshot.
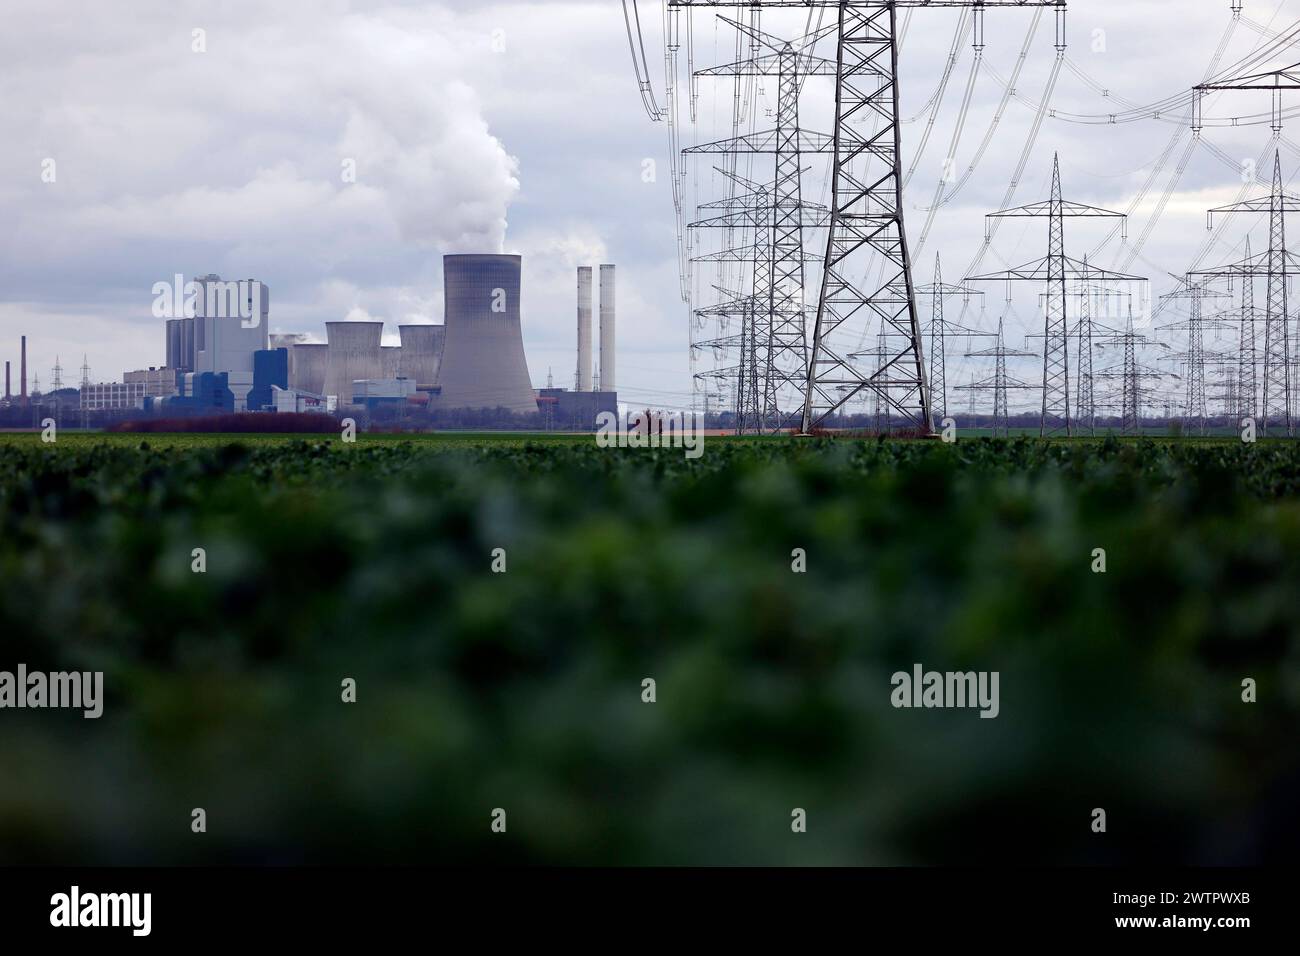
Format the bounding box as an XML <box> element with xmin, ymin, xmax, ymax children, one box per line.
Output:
<box><xmin>80</xmin><ymin>381</ymin><xmax>151</xmax><ymax>411</ymax></box>
<box><xmin>82</xmin><ymin>368</ymin><xmax>179</xmax><ymax>411</ymax></box>
<box><xmin>165</xmin><ymin>318</ymin><xmax>196</xmax><ymax>372</ymax></box>
<box><xmin>270</xmin><ymin>387</ymin><xmax>334</xmax><ymax>415</ymax></box>
<box><xmin>125</xmin><ymin>367</ymin><xmax>182</xmax><ymax>396</ymax></box>
<box><xmin>435</xmin><ymin>254</ymin><xmax>538</xmax><ymax>415</ymax></box>
<box><xmin>246</xmin><ymin>349</ymin><xmax>290</xmax><ymax>412</ymax></box>
<box><xmin>192</xmin><ymin>275</ymin><xmax>270</xmax><ymax>409</ymax></box>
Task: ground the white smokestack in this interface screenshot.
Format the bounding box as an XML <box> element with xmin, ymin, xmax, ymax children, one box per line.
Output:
<box><xmin>577</xmin><ymin>267</ymin><xmax>593</xmax><ymax>392</ymax></box>
<box><xmin>599</xmin><ymin>264</ymin><xmax>615</xmax><ymax>393</ymax></box>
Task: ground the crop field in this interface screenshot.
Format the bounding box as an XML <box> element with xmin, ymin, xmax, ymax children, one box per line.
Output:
<box><xmin>1</xmin><ymin>433</ymin><xmax>1297</xmax><ymax>865</ymax></box>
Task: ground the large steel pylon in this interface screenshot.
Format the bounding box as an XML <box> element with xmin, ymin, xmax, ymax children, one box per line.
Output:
<box><xmin>800</xmin><ymin>3</ymin><xmax>931</xmax><ymax>433</ymax></box>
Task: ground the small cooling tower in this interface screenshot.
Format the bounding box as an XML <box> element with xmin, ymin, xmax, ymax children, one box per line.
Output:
<box><xmin>398</xmin><ymin>324</ymin><xmax>446</xmax><ymax>389</ymax></box>
<box><xmin>291</xmin><ymin>344</ymin><xmax>328</xmax><ymax>395</ymax></box>
<box><xmin>324</xmin><ymin>322</ymin><xmax>383</xmax><ymax>403</ymax></box>
<box><xmin>436</xmin><ymin>255</ymin><xmax>536</xmax><ymax>414</ymax></box>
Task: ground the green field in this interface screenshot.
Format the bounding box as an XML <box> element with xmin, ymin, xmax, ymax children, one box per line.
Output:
<box><xmin>1</xmin><ymin>433</ymin><xmax>1297</xmax><ymax>864</ymax></box>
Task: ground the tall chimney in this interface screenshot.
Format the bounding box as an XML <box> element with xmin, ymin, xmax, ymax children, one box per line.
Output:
<box><xmin>576</xmin><ymin>267</ymin><xmax>593</xmax><ymax>392</ymax></box>
<box><xmin>599</xmin><ymin>264</ymin><xmax>615</xmax><ymax>394</ymax></box>
<box><xmin>4</xmin><ymin>361</ymin><xmax>9</xmax><ymax>400</ymax></box>
<box><xmin>20</xmin><ymin>335</ymin><xmax>27</xmax><ymax>402</ymax></box>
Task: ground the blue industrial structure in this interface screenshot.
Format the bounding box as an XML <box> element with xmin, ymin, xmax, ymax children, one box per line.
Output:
<box><xmin>156</xmin><ymin>371</ymin><xmax>235</xmax><ymax>415</ymax></box>
<box><xmin>246</xmin><ymin>348</ymin><xmax>290</xmax><ymax>411</ymax></box>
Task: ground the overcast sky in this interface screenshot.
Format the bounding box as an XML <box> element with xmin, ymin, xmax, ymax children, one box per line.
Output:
<box><xmin>0</xmin><ymin>0</ymin><xmax>1296</xmax><ymax>412</ymax></box>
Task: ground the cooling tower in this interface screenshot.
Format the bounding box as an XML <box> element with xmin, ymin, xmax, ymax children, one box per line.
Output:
<box><xmin>436</xmin><ymin>255</ymin><xmax>537</xmax><ymax>414</ymax></box>
<box><xmin>599</xmin><ymin>264</ymin><xmax>615</xmax><ymax>393</ymax></box>
<box><xmin>324</xmin><ymin>322</ymin><xmax>382</xmax><ymax>403</ymax></box>
<box><xmin>291</xmin><ymin>344</ymin><xmax>328</xmax><ymax>395</ymax></box>
<box><xmin>577</xmin><ymin>267</ymin><xmax>593</xmax><ymax>392</ymax></box>
<box><xmin>398</xmin><ymin>324</ymin><xmax>446</xmax><ymax>389</ymax></box>
<box><xmin>381</xmin><ymin>345</ymin><xmax>402</xmax><ymax>379</ymax></box>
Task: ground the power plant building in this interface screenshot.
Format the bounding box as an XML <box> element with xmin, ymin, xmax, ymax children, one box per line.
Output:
<box><xmin>436</xmin><ymin>254</ymin><xmax>537</xmax><ymax>415</ymax></box>
<box><xmin>192</xmin><ymin>275</ymin><xmax>270</xmax><ymax>409</ymax></box>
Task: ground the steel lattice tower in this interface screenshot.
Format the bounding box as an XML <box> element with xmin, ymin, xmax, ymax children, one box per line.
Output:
<box><xmin>1204</xmin><ymin>153</ymin><xmax>1300</xmax><ymax>435</ymax></box>
<box><xmin>1240</xmin><ymin>237</ymin><xmax>1257</xmax><ymax>421</ymax></box>
<box><xmin>1076</xmin><ymin>261</ymin><xmax>1097</xmax><ymax>436</ymax></box>
<box><xmin>959</xmin><ymin>317</ymin><xmax>1037</xmax><ymax>436</ymax></box>
<box><xmin>1158</xmin><ymin>278</ymin><xmax>1233</xmax><ymax>436</ymax></box>
<box><xmin>970</xmin><ymin>154</ymin><xmax>1136</xmax><ymax>437</ymax></box>
<box><xmin>914</xmin><ymin>253</ymin><xmax>989</xmax><ymax>426</ymax></box>
<box><xmin>1095</xmin><ymin>309</ymin><xmax>1172</xmax><ymax>436</ymax></box>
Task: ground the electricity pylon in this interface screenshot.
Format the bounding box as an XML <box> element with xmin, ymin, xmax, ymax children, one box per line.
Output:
<box><xmin>970</xmin><ymin>154</ymin><xmax>1140</xmax><ymax>437</ymax></box>
<box><xmin>914</xmin><ymin>253</ymin><xmax>989</xmax><ymax>426</ymax></box>
<box><xmin>958</xmin><ymin>317</ymin><xmax>1037</xmax><ymax>436</ymax></box>
<box><xmin>1095</xmin><ymin>308</ymin><xmax>1174</xmax><ymax>435</ymax></box>
<box><xmin>1203</xmin><ymin>153</ymin><xmax>1300</xmax><ymax>435</ymax></box>
<box><xmin>1158</xmin><ymin>276</ymin><xmax>1232</xmax><ymax>436</ymax></box>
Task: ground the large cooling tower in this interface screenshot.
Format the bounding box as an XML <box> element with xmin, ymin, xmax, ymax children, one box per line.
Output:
<box><xmin>398</xmin><ymin>324</ymin><xmax>446</xmax><ymax>388</ymax></box>
<box><xmin>576</xmin><ymin>267</ymin><xmax>593</xmax><ymax>392</ymax></box>
<box><xmin>436</xmin><ymin>255</ymin><xmax>537</xmax><ymax>414</ymax></box>
<box><xmin>599</xmin><ymin>264</ymin><xmax>615</xmax><ymax>392</ymax></box>
<box><xmin>324</xmin><ymin>322</ymin><xmax>383</xmax><ymax>403</ymax></box>
<box><xmin>291</xmin><ymin>344</ymin><xmax>328</xmax><ymax>395</ymax></box>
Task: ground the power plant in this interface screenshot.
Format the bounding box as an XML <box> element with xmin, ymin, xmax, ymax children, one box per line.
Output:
<box><xmin>3</xmin><ymin>254</ymin><xmax>622</xmax><ymax>428</ymax></box>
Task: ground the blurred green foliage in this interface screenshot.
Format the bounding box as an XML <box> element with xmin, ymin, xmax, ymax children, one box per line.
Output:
<box><xmin>0</xmin><ymin>434</ymin><xmax>1297</xmax><ymax>865</ymax></box>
